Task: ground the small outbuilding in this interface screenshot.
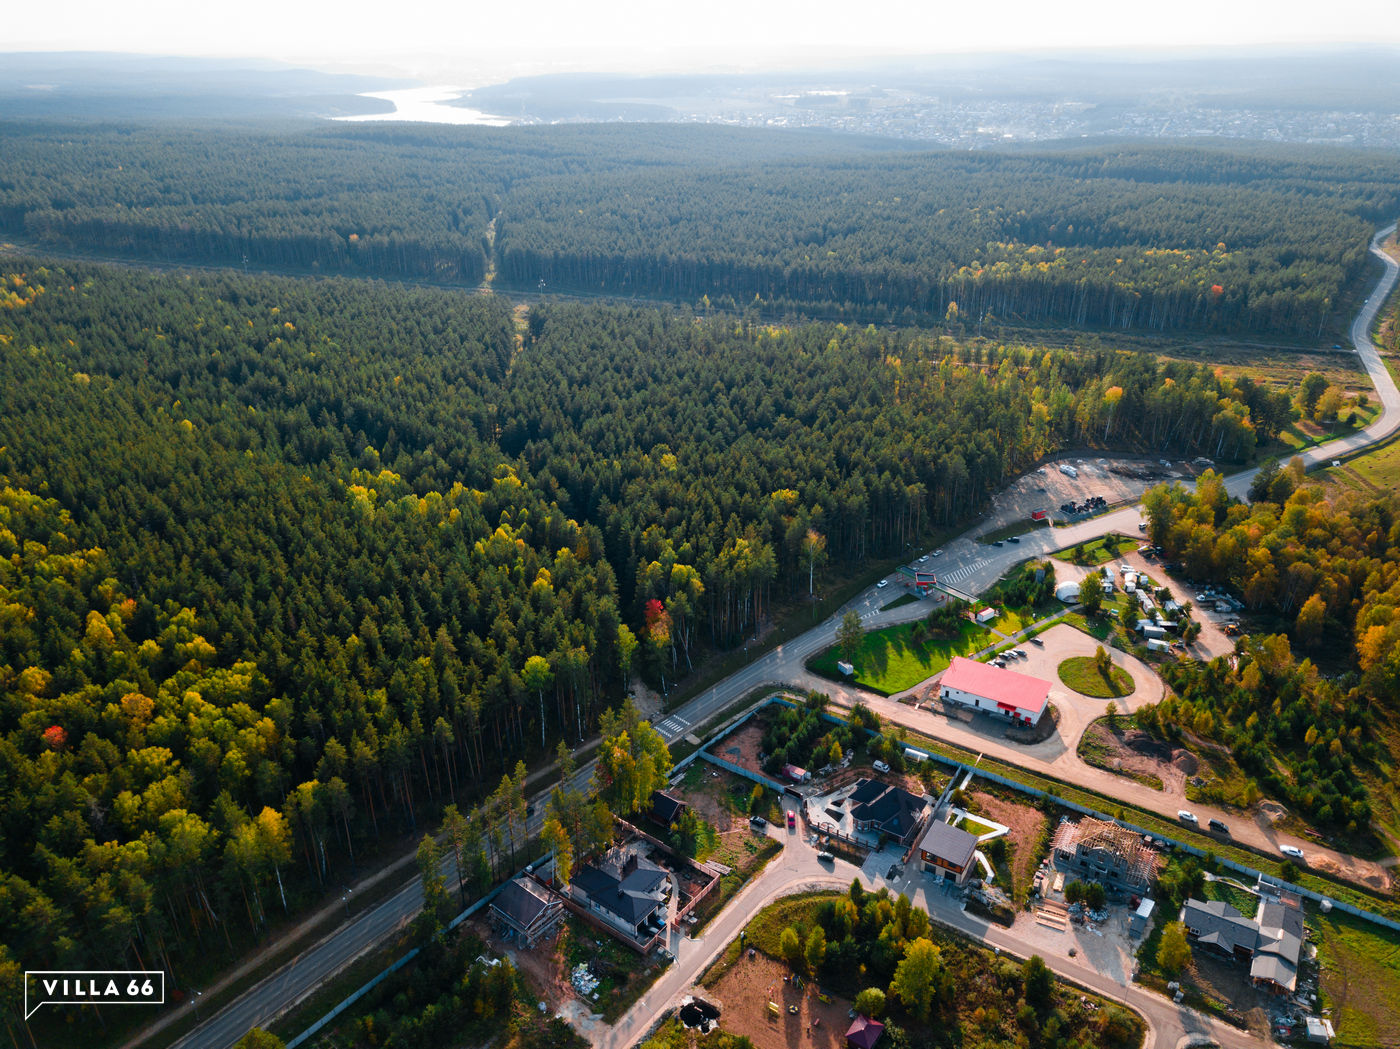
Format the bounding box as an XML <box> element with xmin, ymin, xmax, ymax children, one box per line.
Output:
<box><xmin>648</xmin><ymin>789</ymin><xmax>687</xmax><ymax>829</ymax></box>
<box><xmin>846</xmin><ymin>1014</ymin><xmax>886</xmax><ymax>1049</ymax></box>
<box><xmin>1129</xmin><ymin>897</ymin><xmax>1155</xmax><ymax>939</ymax></box>
<box><xmin>1305</xmin><ymin>1017</ymin><xmax>1335</xmax><ymax>1044</ymax></box>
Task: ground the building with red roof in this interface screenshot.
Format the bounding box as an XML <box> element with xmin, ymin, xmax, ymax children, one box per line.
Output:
<box><xmin>939</xmin><ymin>657</ymin><xmax>1050</xmax><ymax>726</ymax></box>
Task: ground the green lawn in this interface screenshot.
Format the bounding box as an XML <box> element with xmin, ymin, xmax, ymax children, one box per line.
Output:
<box><xmin>807</xmin><ymin>619</ymin><xmax>990</xmax><ymax>695</ymax></box>
<box><xmin>989</xmin><ymin>606</ymin><xmax>1033</xmax><ymax>636</ymax></box>
<box><xmin>1057</xmin><ymin>656</ymin><xmax>1135</xmax><ymax>698</ymax></box>
<box><xmin>1335</xmin><ymin>437</ymin><xmax>1400</xmax><ymax>492</ymax></box>
<box><xmin>957</xmin><ymin>815</ymin><xmax>998</xmax><ymax>836</ymax></box>
<box><xmin>1316</xmin><ymin>908</ymin><xmax>1400</xmax><ymax>1048</ymax></box>
<box><xmin>1050</xmin><ymin>533</ymin><xmax>1139</xmax><ymax>566</ymax></box>
<box><xmin>1277</xmin><ymin>409</ymin><xmax>1378</xmax><ymax>453</ymax></box>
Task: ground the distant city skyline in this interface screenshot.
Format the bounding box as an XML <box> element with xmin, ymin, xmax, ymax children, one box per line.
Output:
<box><xmin>7</xmin><ymin>0</ymin><xmax>1399</xmax><ymax>81</ymax></box>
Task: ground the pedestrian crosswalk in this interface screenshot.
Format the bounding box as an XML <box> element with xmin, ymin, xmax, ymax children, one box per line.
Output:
<box><xmin>655</xmin><ymin>714</ymin><xmax>688</xmax><ymax>738</ymax></box>
<box><xmin>943</xmin><ymin>558</ymin><xmax>989</xmax><ymax>586</ymax></box>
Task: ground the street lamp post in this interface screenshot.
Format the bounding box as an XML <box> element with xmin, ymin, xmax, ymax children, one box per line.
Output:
<box><xmin>189</xmin><ymin>989</ymin><xmax>203</xmax><ymax>1021</ymax></box>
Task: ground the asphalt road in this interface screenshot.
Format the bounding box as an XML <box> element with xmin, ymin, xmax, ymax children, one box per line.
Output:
<box><xmin>605</xmin><ymin>806</ymin><xmax>1261</xmax><ymax>1049</ymax></box>
<box><xmin>166</xmin><ymin>225</ymin><xmax>1400</xmax><ymax>1049</ymax></box>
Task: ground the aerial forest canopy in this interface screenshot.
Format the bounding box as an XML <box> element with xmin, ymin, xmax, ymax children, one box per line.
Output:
<box><xmin>1135</xmin><ymin>476</ymin><xmax>1400</xmax><ymax>847</ymax></box>
<box><xmin>0</xmin><ymin>120</ymin><xmax>1397</xmax><ymax>334</ymax></box>
<box><xmin>0</xmin><ymin>260</ymin><xmax>1295</xmax><ymax>981</ymax></box>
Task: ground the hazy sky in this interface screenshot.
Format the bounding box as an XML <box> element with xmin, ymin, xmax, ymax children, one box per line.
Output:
<box><xmin>8</xmin><ymin>0</ymin><xmax>1399</xmax><ymax>79</ymax></box>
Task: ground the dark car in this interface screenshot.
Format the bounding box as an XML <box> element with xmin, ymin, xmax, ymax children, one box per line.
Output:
<box><xmin>993</xmin><ymin>540</ymin><xmax>1004</xmax><ymax>547</ymax></box>
<box><xmin>1030</xmin><ymin>637</ymin><xmax>1044</xmax><ymax>646</ymax></box>
<box><xmin>886</xmin><ymin>864</ymin><xmax>901</xmax><ymax>879</ymax></box>
<box><xmin>750</xmin><ymin>815</ymin><xmax>768</xmax><ymax>830</ymax></box>
<box><xmin>1208</xmin><ymin>818</ymin><xmax>1230</xmax><ymax>835</ymax></box>
<box><xmin>1008</xmin><ymin>536</ymin><xmax>1020</xmax><ymax>544</ymax></box>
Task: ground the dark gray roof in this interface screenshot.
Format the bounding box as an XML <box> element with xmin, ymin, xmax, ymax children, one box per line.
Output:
<box><xmin>1256</xmin><ymin>899</ymin><xmax>1305</xmax><ymax>939</ymax></box>
<box><xmin>917</xmin><ymin>820</ymin><xmax>978</xmax><ymax>868</ymax></box>
<box><xmin>1250</xmin><ymin>896</ymin><xmax>1305</xmax><ymax>990</ymax></box>
<box><xmin>1181</xmin><ymin>895</ymin><xmax>1304</xmax><ymax>989</ymax></box>
<box><xmin>1180</xmin><ymin>899</ymin><xmax>1259</xmax><ymax>954</ymax></box>
<box><xmin>650</xmin><ymin>789</ymin><xmax>686</xmax><ymax>825</ymax></box>
<box><xmin>492</xmin><ymin>877</ymin><xmax>556</xmax><ymax>929</ymax></box>
<box><xmin>847</xmin><ymin>778</ymin><xmax>886</xmax><ymax>806</ymax></box>
<box><xmin>573</xmin><ymin>850</ymin><xmax>668</xmax><ymax>928</ymax></box>
<box><xmin>850</xmin><ymin>782</ymin><xmax>926</xmax><ymax>838</ymax></box>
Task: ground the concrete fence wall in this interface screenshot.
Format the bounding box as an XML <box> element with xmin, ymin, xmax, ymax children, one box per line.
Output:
<box><xmin>287</xmin><ymin>872</ymin><xmax>519</xmax><ymax>1049</ymax></box>
<box><xmin>756</xmin><ymin>696</ymin><xmax>1400</xmax><ymax>935</ymax></box>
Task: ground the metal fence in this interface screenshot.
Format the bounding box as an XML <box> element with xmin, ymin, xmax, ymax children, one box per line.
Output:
<box><xmin>961</xmin><ymin>764</ymin><xmax>1400</xmax><ymax>934</ymax></box>
<box><xmin>286</xmin><ymin>872</ymin><xmax>519</xmax><ymax>1049</ymax></box>
<box><xmin>698</xmin><ymin>750</ymin><xmax>786</xmax><ymax>792</ymax></box>
<box><xmin>757</xmin><ymin>695</ymin><xmax>1400</xmax><ymax>935</ymax></box>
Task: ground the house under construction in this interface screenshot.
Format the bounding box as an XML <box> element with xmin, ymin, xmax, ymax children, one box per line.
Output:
<box><xmin>1050</xmin><ymin>816</ymin><xmax>1163</xmax><ymax>893</ymax></box>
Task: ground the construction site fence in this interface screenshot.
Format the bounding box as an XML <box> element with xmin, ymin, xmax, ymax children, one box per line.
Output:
<box><xmin>287</xmin><ymin>868</ymin><xmax>518</xmax><ymax>1049</ymax></box>
<box><xmin>763</xmin><ymin>695</ymin><xmax>1400</xmax><ymax>935</ymax></box>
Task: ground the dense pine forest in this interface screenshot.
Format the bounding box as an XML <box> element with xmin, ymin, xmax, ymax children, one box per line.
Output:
<box><xmin>0</xmin><ymin>257</ymin><xmax>1300</xmax><ymax>988</ymax></box>
<box><xmin>2</xmin><ymin>121</ymin><xmax>1398</xmax><ymax>334</ymax></box>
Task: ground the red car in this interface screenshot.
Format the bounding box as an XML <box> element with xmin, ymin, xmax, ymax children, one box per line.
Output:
<box><xmin>786</xmin><ymin>811</ymin><xmax>796</xmax><ymax>830</ymax></box>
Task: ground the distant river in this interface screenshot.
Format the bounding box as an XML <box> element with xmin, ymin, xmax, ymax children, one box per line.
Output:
<box><xmin>334</xmin><ymin>85</ymin><xmax>511</xmax><ymax>126</ymax></box>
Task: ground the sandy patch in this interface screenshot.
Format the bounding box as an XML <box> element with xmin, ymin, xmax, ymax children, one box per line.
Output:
<box><xmin>710</xmin><ymin>717</ymin><xmax>770</xmax><ymax>780</ymax></box>
<box><xmin>708</xmin><ymin>950</ymin><xmax>855</xmax><ymax>1049</ymax></box>
<box><xmin>1080</xmin><ymin>721</ymin><xmax>1189</xmax><ymax>794</ymax></box>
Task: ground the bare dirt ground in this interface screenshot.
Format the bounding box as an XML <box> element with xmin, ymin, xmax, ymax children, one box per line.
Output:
<box><xmin>1080</xmin><ymin>721</ymin><xmax>1192</xmax><ymax>795</ymax></box>
<box><xmin>1176</xmin><ymin>953</ymin><xmax>1277</xmax><ymax>1040</ymax></box>
<box><xmin>675</xmin><ymin>764</ymin><xmax>773</xmax><ymax>873</ymax></box>
<box><xmin>466</xmin><ymin>914</ymin><xmax>573</xmax><ymax>1012</ymax></box>
<box><xmin>711</xmin><ymin>718</ymin><xmax>769</xmax><ymax>779</ymax></box>
<box><xmin>708</xmin><ymin>950</ymin><xmax>853</xmax><ymax>1049</ymax></box>
<box><xmin>967</xmin><ymin>789</ymin><xmax>1050</xmax><ymax>900</ymax></box>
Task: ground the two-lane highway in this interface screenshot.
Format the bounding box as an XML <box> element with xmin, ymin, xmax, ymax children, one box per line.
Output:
<box><xmin>168</xmin><ymin>224</ymin><xmax>1400</xmax><ymax>1049</ymax></box>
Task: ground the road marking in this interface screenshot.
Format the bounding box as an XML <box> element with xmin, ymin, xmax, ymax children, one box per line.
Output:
<box><xmin>656</xmin><ymin>715</ymin><xmax>688</xmax><ymax>738</ymax></box>
<box><xmin>944</xmin><ymin>558</ymin><xmax>989</xmax><ymax>584</ymax></box>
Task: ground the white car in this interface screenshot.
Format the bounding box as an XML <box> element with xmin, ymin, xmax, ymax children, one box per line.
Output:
<box><xmin>1280</xmin><ymin>845</ymin><xmax>1306</xmax><ymax>861</ymax></box>
<box><xmin>873</xmin><ymin>760</ymin><xmax>891</xmax><ymax>773</ymax></box>
<box><xmin>877</xmin><ymin>579</ymin><xmax>889</xmax><ymax>588</ymax></box>
<box><xmin>1177</xmin><ymin>810</ymin><xmax>1198</xmax><ymax>824</ymax></box>
<box><xmin>932</xmin><ymin>549</ymin><xmax>943</xmax><ymax>557</ymax></box>
<box><xmin>917</xmin><ymin>555</ymin><xmax>928</xmax><ymax>563</ymax></box>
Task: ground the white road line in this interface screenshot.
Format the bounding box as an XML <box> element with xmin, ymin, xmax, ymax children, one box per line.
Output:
<box><xmin>656</xmin><ymin>715</ymin><xmax>688</xmax><ymax>737</ymax></box>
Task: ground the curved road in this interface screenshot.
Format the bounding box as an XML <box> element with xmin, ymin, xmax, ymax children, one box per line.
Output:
<box><xmin>601</xmin><ymin>812</ymin><xmax>1261</xmax><ymax>1049</ymax></box>
<box><xmin>165</xmin><ymin>226</ymin><xmax>1399</xmax><ymax>1049</ymax></box>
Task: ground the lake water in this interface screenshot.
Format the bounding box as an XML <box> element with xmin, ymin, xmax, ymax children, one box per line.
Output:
<box><xmin>335</xmin><ymin>85</ymin><xmax>511</xmax><ymax>126</ymax></box>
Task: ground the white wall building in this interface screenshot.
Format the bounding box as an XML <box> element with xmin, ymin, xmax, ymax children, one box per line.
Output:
<box><xmin>939</xmin><ymin>657</ymin><xmax>1050</xmax><ymax>726</ymax></box>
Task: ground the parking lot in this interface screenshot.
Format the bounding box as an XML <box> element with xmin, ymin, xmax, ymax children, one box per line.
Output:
<box><xmin>983</xmin><ymin>455</ymin><xmax>1207</xmax><ymax>535</ymax></box>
